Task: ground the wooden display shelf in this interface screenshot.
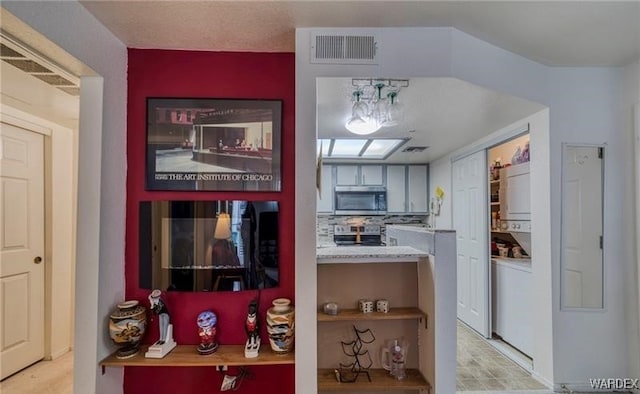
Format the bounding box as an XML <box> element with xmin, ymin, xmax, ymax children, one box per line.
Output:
<box><xmin>317</xmin><ymin>307</ymin><xmax>426</xmax><ymax>323</ymax></box>
<box><xmin>318</xmin><ymin>368</ymin><xmax>430</xmax><ymax>391</ymax></box>
<box><xmin>99</xmin><ymin>344</ymin><xmax>294</xmax><ymax>369</ymax></box>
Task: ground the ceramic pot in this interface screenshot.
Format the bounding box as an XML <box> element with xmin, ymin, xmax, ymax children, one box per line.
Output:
<box><xmin>266</xmin><ymin>298</ymin><xmax>294</xmax><ymax>353</ymax></box>
<box><xmin>109</xmin><ymin>300</ymin><xmax>147</xmax><ymax>359</ymax></box>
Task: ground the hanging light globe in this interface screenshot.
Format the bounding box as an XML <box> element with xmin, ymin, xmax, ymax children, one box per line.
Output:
<box><xmin>345</xmin><ymin>117</ymin><xmax>380</xmax><ymax>135</ymax></box>
<box><xmin>345</xmin><ymin>90</ymin><xmax>381</xmax><ymax>135</ymax></box>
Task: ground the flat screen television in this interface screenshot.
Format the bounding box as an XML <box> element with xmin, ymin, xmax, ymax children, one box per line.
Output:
<box><xmin>139</xmin><ymin>200</ymin><xmax>279</xmax><ymax>292</ymax></box>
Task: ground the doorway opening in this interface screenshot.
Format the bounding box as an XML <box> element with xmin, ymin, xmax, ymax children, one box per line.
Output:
<box><xmin>455</xmin><ymin>125</ymin><xmax>550</xmax><ymax>392</ymax></box>
<box><xmin>0</xmin><ymin>30</ymin><xmax>80</xmax><ymax>387</ymax></box>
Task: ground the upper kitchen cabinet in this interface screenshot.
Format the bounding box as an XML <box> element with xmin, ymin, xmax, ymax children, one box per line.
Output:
<box><xmin>317</xmin><ymin>164</ymin><xmax>334</xmax><ymax>213</ymax></box>
<box><xmin>386</xmin><ymin>165</ymin><xmax>429</xmax><ymax>214</ymax></box>
<box><xmin>336</xmin><ymin>164</ymin><xmax>383</xmax><ymax>186</ymax></box>
<box><xmin>408</xmin><ymin>165</ymin><xmax>428</xmax><ymax>212</ymax></box>
<box><xmin>386</xmin><ymin>165</ymin><xmax>407</xmax><ymax>212</ymax></box>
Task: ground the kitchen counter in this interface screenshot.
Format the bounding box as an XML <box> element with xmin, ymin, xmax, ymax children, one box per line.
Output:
<box><xmin>316</xmin><ymin>245</ymin><xmax>428</xmax><ymax>264</ymax></box>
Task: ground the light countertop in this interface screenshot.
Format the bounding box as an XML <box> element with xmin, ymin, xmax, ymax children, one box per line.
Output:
<box><xmin>316</xmin><ymin>245</ymin><xmax>428</xmax><ymax>264</ymax></box>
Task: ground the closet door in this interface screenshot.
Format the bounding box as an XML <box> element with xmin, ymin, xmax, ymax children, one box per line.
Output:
<box><xmin>453</xmin><ymin>150</ymin><xmax>489</xmax><ymax>337</ymax></box>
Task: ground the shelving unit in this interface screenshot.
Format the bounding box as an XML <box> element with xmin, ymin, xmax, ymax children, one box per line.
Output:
<box><xmin>318</xmin><ymin>368</ymin><xmax>430</xmax><ymax>391</ymax></box>
<box><xmin>490</xmin><ymin>176</ymin><xmax>501</xmax><ymax>231</ymax></box>
<box><xmin>317</xmin><ymin>307</ymin><xmax>426</xmax><ymax>323</ymax></box>
<box><xmin>316</xmin><ymin>256</ymin><xmax>431</xmax><ymax>393</ymax></box>
<box><xmin>99</xmin><ymin>344</ymin><xmax>294</xmax><ymax>372</ymax></box>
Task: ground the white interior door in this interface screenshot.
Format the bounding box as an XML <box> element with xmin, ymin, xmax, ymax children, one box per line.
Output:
<box><xmin>453</xmin><ymin>150</ymin><xmax>489</xmax><ymax>336</ymax></box>
<box><xmin>562</xmin><ymin>146</ymin><xmax>603</xmax><ymax>308</ymax></box>
<box><xmin>0</xmin><ymin>122</ymin><xmax>45</xmax><ymax>379</ymax></box>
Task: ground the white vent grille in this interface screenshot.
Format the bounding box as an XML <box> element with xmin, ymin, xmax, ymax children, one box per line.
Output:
<box><xmin>402</xmin><ymin>146</ymin><xmax>429</xmax><ymax>153</ymax></box>
<box><xmin>310</xmin><ymin>33</ymin><xmax>378</xmax><ymax>65</ymax></box>
<box><xmin>1</xmin><ymin>31</ymin><xmax>80</xmax><ymax>96</ymax></box>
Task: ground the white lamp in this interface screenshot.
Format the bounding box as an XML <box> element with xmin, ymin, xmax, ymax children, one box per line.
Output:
<box><xmin>214</xmin><ymin>213</ymin><xmax>232</xmax><ymax>240</ymax></box>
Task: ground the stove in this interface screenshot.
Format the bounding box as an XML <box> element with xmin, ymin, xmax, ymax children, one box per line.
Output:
<box><xmin>333</xmin><ymin>224</ymin><xmax>384</xmax><ymax>246</ymax></box>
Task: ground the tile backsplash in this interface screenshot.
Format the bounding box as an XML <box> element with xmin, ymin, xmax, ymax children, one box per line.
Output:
<box><xmin>317</xmin><ymin>214</ymin><xmax>428</xmax><ymax>245</ymax></box>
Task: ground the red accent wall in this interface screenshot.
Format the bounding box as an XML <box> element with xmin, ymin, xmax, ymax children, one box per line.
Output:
<box><xmin>125</xmin><ymin>49</ymin><xmax>295</xmax><ymax>393</ymax></box>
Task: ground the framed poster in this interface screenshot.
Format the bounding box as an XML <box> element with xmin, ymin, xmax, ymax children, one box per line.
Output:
<box><xmin>146</xmin><ymin>98</ymin><xmax>282</xmax><ymax>191</ymax></box>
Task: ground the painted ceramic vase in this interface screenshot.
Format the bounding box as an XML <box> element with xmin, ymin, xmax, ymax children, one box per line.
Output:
<box><xmin>266</xmin><ymin>298</ymin><xmax>295</xmax><ymax>353</ymax></box>
<box><xmin>109</xmin><ymin>300</ymin><xmax>147</xmax><ymax>359</ymax></box>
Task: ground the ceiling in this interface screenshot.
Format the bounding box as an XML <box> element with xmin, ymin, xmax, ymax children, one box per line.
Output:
<box><xmin>317</xmin><ymin>77</ymin><xmax>544</xmax><ymax>163</ymax></box>
<box><xmin>80</xmin><ymin>1</ymin><xmax>640</xmax><ymax>67</ymax></box>
<box><xmin>76</xmin><ymin>1</ymin><xmax>637</xmax><ymax>163</ymax></box>
<box><xmin>7</xmin><ymin>1</ymin><xmax>627</xmax><ymax>164</ymax></box>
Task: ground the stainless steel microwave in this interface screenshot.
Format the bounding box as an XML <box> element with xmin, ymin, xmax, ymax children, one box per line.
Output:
<box><xmin>334</xmin><ymin>186</ymin><xmax>387</xmax><ymax>215</ymax></box>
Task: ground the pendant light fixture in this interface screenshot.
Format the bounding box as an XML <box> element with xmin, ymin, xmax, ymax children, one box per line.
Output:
<box><xmin>344</xmin><ymin>79</ymin><xmax>408</xmax><ymax>135</ymax></box>
<box><xmin>345</xmin><ymin>90</ymin><xmax>380</xmax><ymax>135</ymax></box>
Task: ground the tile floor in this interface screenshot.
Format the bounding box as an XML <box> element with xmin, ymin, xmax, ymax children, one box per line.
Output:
<box><xmin>0</xmin><ymin>351</ymin><xmax>73</xmax><ymax>394</ymax></box>
<box><xmin>457</xmin><ymin>320</ymin><xmax>547</xmax><ymax>392</ymax></box>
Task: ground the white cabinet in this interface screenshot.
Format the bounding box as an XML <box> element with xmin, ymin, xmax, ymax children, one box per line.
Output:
<box><xmin>322</xmin><ymin>164</ymin><xmax>427</xmax><ymax>214</ymax></box>
<box><xmin>386</xmin><ymin>165</ymin><xmax>406</xmax><ymax>212</ymax></box>
<box><xmin>407</xmin><ymin>165</ymin><xmax>428</xmax><ymax>213</ymax></box>
<box><xmin>336</xmin><ymin>165</ymin><xmax>359</xmax><ymax>185</ymax></box>
<box><xmin>317</xmin><ymin>165</ymin><xmax>333</xmax><ymax>213</ymax></box>
<box><xmin>335</xmin><ymin>165</ymin><xmax>383</xmax><ymax>186</ymax></box>
<box><xmin>499</xmin><ymin>162</ymin><xmax>530</xmax><ymax>221</ymax></box>
<box><xmin>361</xmin><ymin>165</ymin><xmax>383</xmax><ymax>185</ymax></box>
<box><xmin>385</xmin><ymin>165</ymin><xmax>428</xmax><ymax>213</ymax></box>
<box><xmin>491</xmin><ymin>259</ymin><xmax>533</xmax><ymax>356</ymax></box>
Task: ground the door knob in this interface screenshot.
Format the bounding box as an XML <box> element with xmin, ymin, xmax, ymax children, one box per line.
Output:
<box><xmin>34</xmin><ymin>256</ymin><xmax>42</xmax><ymax>264</ymax></box>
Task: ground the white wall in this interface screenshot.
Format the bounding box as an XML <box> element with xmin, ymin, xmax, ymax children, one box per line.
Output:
<box><xmin>298</xmin><ymin>26</ymin><xmax>638</xmax><ymax>392</ymax></box>
<box><xmin>625</xmin><ymin>59</ymin><xmax>640</xmax><ymax>386</ymax></box>
<box><xmin>48</xmin><ymin>122</ymin><xmax>77</xmax><ymax>358</ymax></box>
<box><xmin>545</xmin><ymin>67</ymin><xmax>632</xmax><ymax>387</ymax></box>
<box><xmin>427</xmin><ymin>157</ymin><xmax>453</xmax><ymax>229</ymax></box>
<box><xmin>3</xmin><ymin>2</ymin><xmax>128</xmax><ymax>393</ymax></box>
<box><xmin>295</xmin><ymin>27</ymin><xmax>454</xmax><ymax>393</ymax></box>
<box><xmin>446</xmin><ymin>29</ymin><xmax>637</xmax><ymax>389</ymax></box>
<box><xmin>428</xmin><ymin>110</ymin><xmax>553</xmax><ymax>384</ymax></box>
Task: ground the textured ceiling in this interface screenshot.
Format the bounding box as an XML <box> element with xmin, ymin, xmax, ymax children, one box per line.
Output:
<box><xmin>72</xmin><ymin>1</ymin><xmax>640</xmax><ymax>163</ymax></box>
<box><xmin>80</xmin><ymin>1</ymin><xmax>640</xmax><ymax>67</ymax></box>
<box><xmin>317</xmin><ymin>77</ymin><xmax>544</xmax><ymax>163</ymax></box>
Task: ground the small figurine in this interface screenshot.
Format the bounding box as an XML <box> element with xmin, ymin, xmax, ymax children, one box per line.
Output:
<box><xmin>145</xmin><ymin>289</ymin><xmax>177</xmax><ymax>358</ymax></box>
<box><xmin>244</xmin><ymin>299</ymin><xmax>260</xmax><ymax>358</ymax></box>
<box><xmin>197</xmin><ymin>310</ymin><xmax>218</xmax><ymax>355</ymax></box>
<box><xmin>149</xmin><ymin>289</ymin><xmax>169</xmax><ymax>344</ymax></box>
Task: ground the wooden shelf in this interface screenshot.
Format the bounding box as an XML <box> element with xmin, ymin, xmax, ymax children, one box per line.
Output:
<box><xmin>99</xmin><ymin>344</ymin><xmax>294</xmax><ymax>368</ymax></box>
<box><xmin>317</xmin><ymin>307</ymin><xmax>426</xmax><ymax>322</ymax></box>
<box><xmin>490</xmin><ymin>202</ymin><xmax>500</xmax><ymax>206</ymax></box>
<box><xmin>318</xmin><ymin>368</ymin><xmax>430</xmax><ymax>391</ymax></box>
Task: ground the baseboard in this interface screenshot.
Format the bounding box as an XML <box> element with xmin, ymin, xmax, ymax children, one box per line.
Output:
<box><xmin>50</xmin><ymin>347</ymin><xmax>71</xmax><ymax>360</ymax></box>
<box><xmin>530</xmin><ymin>370</ymin><xmax>553</xmax><ymax>389</ymax></box>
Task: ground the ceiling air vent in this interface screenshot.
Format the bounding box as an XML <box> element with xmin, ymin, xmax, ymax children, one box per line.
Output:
<box><xmin>310</xmin><ymin>33</ymin><xmax>378</xmax><ymax>65</ymax></box>
<box><xmin>0</xmin><ymin>32</ymin><xmax>80</xmax><ymax>96</ymax></box>
<box><xmin>402</xmin><ymin>146</ymin><xmax>429</xmax><ymax>153</ymax></box>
